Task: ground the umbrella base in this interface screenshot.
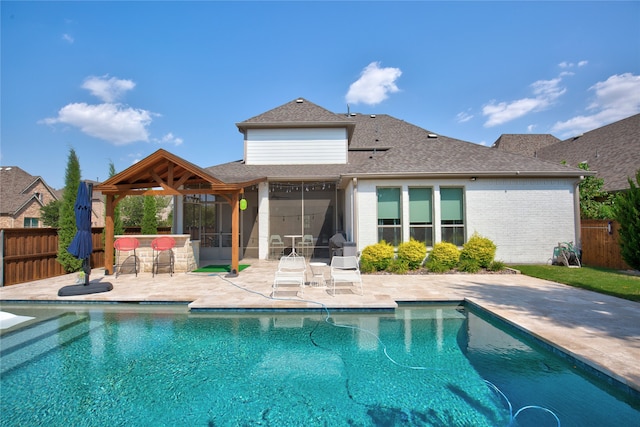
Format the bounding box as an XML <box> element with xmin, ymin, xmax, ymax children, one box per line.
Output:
<box><xmin>58</xmin><ymin>282</ymin><xmax>113</xmax><ymax>297</ymax></box>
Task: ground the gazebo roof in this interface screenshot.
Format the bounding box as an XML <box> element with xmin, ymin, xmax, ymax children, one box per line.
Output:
<box><xmin>95</xmin><ymin>149</ymin><xmax>265</xmax><ymax>196</ymax></box>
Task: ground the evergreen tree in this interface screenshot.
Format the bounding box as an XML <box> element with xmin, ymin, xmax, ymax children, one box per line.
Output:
<box><xmin>578</xmin><ymin>162</ymin><xmax>614</xmax><ymax>219</ymax></box>
<box><xmin>57</xmin><ymin>148</ymin><xmax>83</xmax><ymax>272</ymax></box>
<box><xmin>40</xmin><ymin>199</ymin><xmax>61</xmax><ymax>228</ymax></box>
<box><xmin>120</xmin><ymin>196</ymin><xmax>144</xmax><ymax>227</ymax></box>
<box><xmin>141</xmin><ymin>195</ymin><xmax>158</xmax><ymax>234</ymax></box>
<box><xmin>613</xmin><ymin>169</ymin><xmax>640</xmax><ymax>270</ymax></box>
<box><xmin>108</xmin><ymin>161</ymin><xmax>125</xmax><ymax>235</ymax></box>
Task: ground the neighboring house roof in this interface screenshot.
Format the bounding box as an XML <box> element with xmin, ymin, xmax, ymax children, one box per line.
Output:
<box><xmin>492</xmin><ymin>134</ymin><xmax>560</xmax><ymax>157</ymax></box>
<box><xmin>208</xmin><ymin>98</ymin><xmax>586</xmax><ymax>184</ymax></box>
<box><xmin>536</xmin><ymin>114</ymin><xmax>640</xmax><ymax>192</ymax></box>
<box><xmin>0</xmin><ymin>166</ymin><xmax>59</xmax><ymax>215</ymax></box>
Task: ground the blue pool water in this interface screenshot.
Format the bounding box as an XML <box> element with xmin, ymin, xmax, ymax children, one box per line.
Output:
<box><xmin>1</xmin><ymin>303</ymin><xmax>638</xmax><ymax>426</ymax></box>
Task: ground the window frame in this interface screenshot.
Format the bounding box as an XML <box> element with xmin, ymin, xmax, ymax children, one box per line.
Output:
<box><xmin>439</xmin><ymin>187</ymin><xmax>465</xmax><ymax>246</ymax></box>
<box><xmin>23</xmin><ymin>217</ymin><xmax>39</xmax><ymax>228</ymax></box>
<box><xmin>376</xmin><ymin>187</ymin><xmax>402</xmax><ymax>246</ymax></box>
<box><xmin>408</xmin><ymin>187</ymin><xmax>434</xmax><ymax>247</ymax></box>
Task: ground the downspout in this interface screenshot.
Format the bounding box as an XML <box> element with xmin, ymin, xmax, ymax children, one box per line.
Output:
<box><xmin>574</xmin><ymin>177</ymin><xmax>583</xmax><ymax>257</ymax></box>
<box><xmin>352</xmin><ymin>177</ymin><xmax>358</xmax><ymax>247</ymax></box>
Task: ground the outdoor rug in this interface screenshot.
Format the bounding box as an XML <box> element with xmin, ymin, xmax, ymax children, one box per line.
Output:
<box><xmin>192</xmin><ymin>264</ymin><xmax>250</xmax><ymax>273</ymax></box>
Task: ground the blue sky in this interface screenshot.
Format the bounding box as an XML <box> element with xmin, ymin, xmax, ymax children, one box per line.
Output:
<box><xmin>2</xmin><ymin>1</ymin><xmax>639</xmax><ymax>190</ymax></box>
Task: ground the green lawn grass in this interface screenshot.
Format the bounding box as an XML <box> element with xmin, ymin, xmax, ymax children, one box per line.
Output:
<box><xmin>511</xmin><ymin>265</ymin><xmax>640</xmax><ymax>302</ymax></box>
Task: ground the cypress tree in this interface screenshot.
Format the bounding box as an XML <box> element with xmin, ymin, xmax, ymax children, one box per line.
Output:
<box><xmin>613</xmin><ymin>169</ymin><xmax>640</xmax><ymax>270</ymax></box>
<box><xmin>108</xmin><ymin>161</ymin><xmax>125</xmax><ymax>236</ymax></box>
<box><xmin>141</xmin><ymin>195</ymin><xmax>158</xmax><ymax>234</ymax></box>
<box><xmin>57</xmin><ymin>148</ymin><xmax>83</xmax><ymax>272</ymax></box>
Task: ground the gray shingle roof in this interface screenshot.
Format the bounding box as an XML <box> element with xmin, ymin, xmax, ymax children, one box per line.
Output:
<box><xmin>0</xmin><ymin>166</ymin><xmax>57</xmax><ymax>215</ymax></box>
<box><xmin>536</xmin><ymin>114</ymin><xmax>640</xmax><ymax>191</ymax></box>
<box><xmin>492</xmin><ymin>134</ymin><xmax>561</xmax><ymax>157</ymax></box>
<box><xmin>238</xmin><ymin>98</ymin><xmax>352</xmax><ymax>125</ymax></box>
<box><xmin>207</xmin><ymin>99</ymin><xmax>586</xmax><ymax>184</ymax></box>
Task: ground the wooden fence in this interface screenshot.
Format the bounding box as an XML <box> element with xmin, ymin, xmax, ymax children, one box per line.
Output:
<box><xmin>1</xmin><ymin>228</ymin><xmax>105</xmax><ymax>287</ymax></box>
<box><xmin>0</xmin><ymin>227</ymin><xmax>173</xmax><ymax>286</ymax></box>
<box><xmin>580</xmin><ymin>220</ymin><xmax>630</xmax><ymax>270</ymax></box>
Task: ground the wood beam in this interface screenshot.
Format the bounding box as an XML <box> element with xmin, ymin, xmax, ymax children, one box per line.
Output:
<box><xmin>230</xmin><ymin>191</ymin><xmax>240</xmax><ymax>274</ymax></box>
<box><xmin>104</xmin><ymin>194</ymin><xmax>115</xmax><ymax>275</ymax></box>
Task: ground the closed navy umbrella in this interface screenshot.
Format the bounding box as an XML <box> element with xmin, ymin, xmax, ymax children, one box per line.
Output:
<box><xmin>67</xmin><ymin>181</ymin><xmax>93</xmax><ymax>285</ymax></box>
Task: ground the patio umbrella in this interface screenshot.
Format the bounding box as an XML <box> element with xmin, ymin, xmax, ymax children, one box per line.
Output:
<box><xmin>67</xmin><ymin>181</ymin><xmax>93</xmax><ymax>285</ymax></box>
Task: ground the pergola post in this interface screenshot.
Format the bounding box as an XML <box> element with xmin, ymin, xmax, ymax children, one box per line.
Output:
<box><xmin>230</xmin><ymin>191</ymin><xmax>240</xmax><ymax>275</ymax></box>
<box><xmin>104</xmin><ymin>194</ymin><xmax>115</xmax><ymax>275</ymax></box>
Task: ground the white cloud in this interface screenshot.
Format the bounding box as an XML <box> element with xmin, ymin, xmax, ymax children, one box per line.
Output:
<box><xmin>345</xmin><ymin>62</ymin><xmax>402</xmax><ymax>105</ymax></box>
<box><xmin>456</xmin><ymin>111</ymin><xmax>474</xmax><ymax>123</ymax></box>
<box><xmin>41</xmin><ymin>103</ymin><xmax>152</xmax><ymax>145</ymax></box>
<box><xmin>559</xmin><ymin>60</ymin><xmax>588</xmax><ymax>69</ymax></box>
<box><xmin>482</xmin><ymin>75</ymin><xmax>568</xmax><ymax>127</ymax></box>
<box><xmin>551</xmin><ymin>73</ymin><xmax>640</xmax><ymax>137</ymax></box>
<box><xmin>62</xmin><ymin>34</ymin><xmax>74</xmax><ymax>44</ymax></box>
<box><xmin>154</xmin><ymin>132</ymin><xmax>184</xmax><ymax>146</ymax></box>
<box><xmin>82</xmin><ymin>75</ymin><xmax>135</xmax><ymax>103</ymax></box>
<box><xmin>527</xmin><ymin>124</ymin><xmax>536</xmax><ymax>132</ymax></box>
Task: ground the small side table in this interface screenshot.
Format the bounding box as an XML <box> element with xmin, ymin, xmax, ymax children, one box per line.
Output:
<box><xmin>309</xmin><ymin>262</ymin><xmax>327</xmax><ymax>287</ymax></box>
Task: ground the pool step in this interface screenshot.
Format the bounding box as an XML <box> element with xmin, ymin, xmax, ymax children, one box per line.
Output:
<box><xmin>0</xmin><ymin>313</ymin><xmax>102</xmax><ymax>375</ymax></box>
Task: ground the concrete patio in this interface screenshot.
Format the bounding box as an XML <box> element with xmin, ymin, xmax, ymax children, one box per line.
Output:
<box><xmin>1</xmin><ymin>258</ymin><xmax>639</xmax><ymax>397</ymax></box>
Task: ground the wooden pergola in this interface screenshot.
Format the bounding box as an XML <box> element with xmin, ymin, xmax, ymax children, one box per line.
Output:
<box><xmin>94</xmin><ymin>149</ymin><xmax>265</xmax><ymax>275</ymax></box>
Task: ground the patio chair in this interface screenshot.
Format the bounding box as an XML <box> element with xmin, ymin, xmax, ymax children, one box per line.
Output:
<box><xmin>151</xmin><ymin>236</ymin><xmax>176</xmax><ymax>277</ymax></box>
<box><xmin>273</xmin><ymin>255</ymin><xmax>307</xmax><ymax>296</ymax></box>
<box><xmin>298</xmin><ymin>234</ymin><xmax>314</xmax><ymax>258</ymax></box>
<box><xmin>114</xmin><ymin>237</ymin><xmax>140</xmax><ymax>278</ymax></box>
<box><xmin>330</xmin><ymin>255</ymin><xmax>363</xmax><ymax>296</ymax></box>
<box><xmin>269</xmin><ymin>235</ymin><xmax>285</xmax><ymax>259</ymax></box>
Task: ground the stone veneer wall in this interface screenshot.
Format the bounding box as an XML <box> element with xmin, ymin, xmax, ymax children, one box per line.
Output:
<box><xmin>114</xmin><ymin>234</ymin><xmax>197</xmax><ymax>273</ymax></box>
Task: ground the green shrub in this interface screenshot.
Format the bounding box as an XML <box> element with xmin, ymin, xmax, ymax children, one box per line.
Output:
<box><xmin>425</xmin><ymin>242</ymin><xmax>460</xmax><ymax>273</ymax></box>
<box><xmin>387</xmin><ymin>258</ymin><xmax>409</xmax><ymax>274</ymax></box>
<box><xmin>458</xmin><ymin>258</ymin><xmax>481</xmax><ymax>273</ymax></box>
<box><xmin>397</xmin><ymin>238</ymin><xmax>427</xmax><ymax>270</ymax></box>
<box><xmin>360</xmin><ymin>241</ymin><xmax>395</xmax><ymax>272</ymax></box>
<box><xmin>359</xmin><ymin>258</ymin><xmax>377</xmax><ymax>274</ymax></box>
<box><xmin>488</xmin><ymin>260</ymin><xmax>506</xmax><ymax>272</ymax></box>
<box><xmin>460</xmin><ymin>232</ymin><xmax>496</xmax><ymax>268</ymax></box>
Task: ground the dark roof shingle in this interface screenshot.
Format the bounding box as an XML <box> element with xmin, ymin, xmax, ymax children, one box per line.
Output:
<box><xmin>537</xmin><ymin>114</ymin><xmax>640</xmax><ymax>191</ymax></box>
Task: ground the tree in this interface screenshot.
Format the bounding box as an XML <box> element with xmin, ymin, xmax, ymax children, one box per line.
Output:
<box><xmin>120</xmin><ymin>196</ymin><xmax>145</xmax><ymax>227</ymax></box>
<box><xmin>119</xmin><ymin>195</ymin><xmax>172</xmax><ymax>229</ymax></box>
<box><xmin>577</xmin><ymin>162</ymin><xmax>614</xmax><ymax>219</ymax></box>
<box><xmin>613</xmin><ymin>169</ymin><xmax>640</xmax><ymax>270</ymax></box>
<box><xmin>108</xmin><ymin>161</ymin><xmax>125</xmax><ymax>236</ymax></box>
<box><xmin>40</xmin><ymin>199</ymin><xmax>62</xmax><ymax>228</ymax></box>
<box><xmin>57</xmin><ymin>148</ymin><xmax>83</xmax><ymax>273</ymax></box>
<box><xmin>141</xmin><ymin>195</ymin><xmax>158</xmax><ymax>234</ymax></box>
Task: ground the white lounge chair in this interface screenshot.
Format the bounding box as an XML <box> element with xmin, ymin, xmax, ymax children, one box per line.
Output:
<box><xmin>273</xmin><ymin>255</ymin><xmax>307</xmax><ymax>296</ymax></box>
<box><xmin>330</xmin><ymin>256</ymin><xmax>363</xmax><ymax>296</ymax></box>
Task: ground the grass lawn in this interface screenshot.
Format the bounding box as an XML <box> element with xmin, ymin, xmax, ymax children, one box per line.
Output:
<box><xmin>511</xmin><ymin>265</ymin><xmax>640</xmax><ymax>302</ymax></box>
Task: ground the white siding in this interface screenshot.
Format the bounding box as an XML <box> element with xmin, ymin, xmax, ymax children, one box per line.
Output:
<box><xmin>245</xmin><ymin>128</ymin><xmax>347</xmax><ymax>165</ymax></box>
<box><xmin>355</xmin><ymin>178</ymin><xmax>579</xmax><ymax>264</ymax></box>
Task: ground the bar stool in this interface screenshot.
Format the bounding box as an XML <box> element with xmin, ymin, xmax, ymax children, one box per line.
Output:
<box><xmin>151</xmin><ymin>236</ymin><xmax>176</xmax><ymax>277</ymax></box>
<box><xmin>114</xmin><ymin>237</ymin><xmax>140</xmax><ymax>277</ymax></box>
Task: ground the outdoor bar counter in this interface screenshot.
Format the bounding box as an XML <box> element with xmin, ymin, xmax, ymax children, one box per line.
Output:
<box><xmin>114</xmin><ymin>234</ymin><xmax>198</xmax><ymax>274</ymax></box>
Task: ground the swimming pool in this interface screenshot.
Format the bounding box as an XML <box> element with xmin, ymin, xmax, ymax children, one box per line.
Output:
<box><xmin>1</xmin><ymin>303</ymin><xmax>638</xmax><ymax>426</ymax></box>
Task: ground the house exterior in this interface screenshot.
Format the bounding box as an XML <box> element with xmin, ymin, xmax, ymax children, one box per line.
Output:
<box><xmin>535</xmin><ymin>114</ymin><xmax>640</xmax><ymax>193</ymax></box>
<box><xmin>172</xmin><ymin>98</ymin><xmax>587</xmax><ymax>264</ymax></box>
<box><xmin>493</xmin><ymin>114</ymin><xmax>640</xmax><ymax>193</ymax></box>
<box><xmin>0</xmin><ymin>166</ymin><xmax>59</xmax><ymax>228</ymax></box>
